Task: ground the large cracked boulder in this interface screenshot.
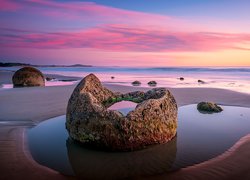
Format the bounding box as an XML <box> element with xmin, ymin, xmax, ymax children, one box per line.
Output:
<box><xmin>12</xmin><ymin>67</ymin><xmax>45</xmax><ymax>87</ymax></box>
<box><xmin>66</xmin><ymin>74</ymin><xmax>177</xmax><ymax>151</ymax></box>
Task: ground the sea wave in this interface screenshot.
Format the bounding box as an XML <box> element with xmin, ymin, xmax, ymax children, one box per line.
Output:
<box><xmin>146</xmin><ymin>67</ymin><xmax>250</xmax><ymax>73</ymax></box>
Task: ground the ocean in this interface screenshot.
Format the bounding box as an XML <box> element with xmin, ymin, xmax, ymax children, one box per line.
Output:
<box><xmin>1</xmin><ymin>66</ymin><xmax>250</xmax><ymax>94</ymax></box>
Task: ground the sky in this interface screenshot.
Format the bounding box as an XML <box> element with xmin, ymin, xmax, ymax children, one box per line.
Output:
<box><xmin>0</xmin><ymin>0</ymin><xmax>250</xmax><ymax>66</ymax></box>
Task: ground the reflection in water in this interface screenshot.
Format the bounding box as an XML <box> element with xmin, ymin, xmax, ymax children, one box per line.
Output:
<box><xmin>27</xmin><ymin>105</ymin><xmax>250</xmax><ymax>179</ymax></box>
<box><xmin>172</xmin><ymin>105</ymin><xmax>250</xmax><ymax>169</ymax></box>
<box><xmin>67</xmin><ymin>137</ymin><xmax>176</xmax><ymax>179</ymax></box>
<box><xmin>27</xmin><ymin>115</ymin><xmax>74</xmax><ymax>175</ymax></box>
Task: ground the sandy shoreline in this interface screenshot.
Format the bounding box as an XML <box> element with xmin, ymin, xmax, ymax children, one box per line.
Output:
<box><xmin>1</xmin><ymin>70</ymin><xmax>250</xmax><ymax>179</ymax></box>
<box><xmin>1</xmin><ymin>84</ymin><xmax>250</xmax><ymax>122</ymax></box>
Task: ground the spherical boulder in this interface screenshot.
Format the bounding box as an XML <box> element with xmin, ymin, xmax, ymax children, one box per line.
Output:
<box><xmin>12</xmin><ymin>67</ymin><xmax>45</xmax><ymax>87</ymax></box>
<box><xmin>66</xmin><ymin>73</ymin><xmax>178</xmax><ymax>151</ymax></box>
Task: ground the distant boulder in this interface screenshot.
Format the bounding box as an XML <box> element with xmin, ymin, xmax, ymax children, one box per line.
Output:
<box><xmin>179</xmin><ymin>77</ymin><xmax>184</xmax><ymax>81</ymax></box>
<box><xmin>147</xmin><ymin>81</ymin><xmax>157</xmax><ymax>87</ymax></box>
<box><xmin>131</xmin><ymin>80</ymin><xmax>141</xmax><ymax>86</ymax></box>
<box><xmin>12</xmin><ymin>67</ymin><xmax>45</xmax><ymax>88</ymax></box>
<box><xmin>198</xmin><ymin>80</ymin><xmax>205</xmax><ymax>84</ymax></box>
<box><xmin>197</xmin><ymin>102</ymin><xmax>223</xmax><ymax>113</ymax></box>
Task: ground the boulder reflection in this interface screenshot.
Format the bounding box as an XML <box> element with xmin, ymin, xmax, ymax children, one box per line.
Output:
<box><xmin>66</xmin><ymin>137</ymin><xmax>177</xmax><ymax>179</ymax></box>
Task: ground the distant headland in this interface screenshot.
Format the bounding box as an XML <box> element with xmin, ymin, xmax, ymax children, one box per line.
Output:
<box><xmin>0</xmin><ymin>62</ymin><xmax>92</xmax><ymax>67</ymax></box>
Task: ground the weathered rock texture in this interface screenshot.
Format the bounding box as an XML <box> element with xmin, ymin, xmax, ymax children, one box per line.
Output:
<box><xmin>197</xmin><ymin>102</ymin><xmax>223</xmax><ymax>113</ymax></box>
<box><xmin>12</xmin><ymin>67</ymin><xmax>45</xmax><ymax>87</ymax></box>
<box><xmin>66</xmin><ymin>73</ymin><xmax>178</xmax><ymax>151</ymax></box>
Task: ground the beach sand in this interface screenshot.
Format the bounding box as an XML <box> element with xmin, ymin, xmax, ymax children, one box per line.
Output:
<box><xmin>1</xmin><ymin>70</ymin><xmax>250</xmax><ymax>179</ymax></box>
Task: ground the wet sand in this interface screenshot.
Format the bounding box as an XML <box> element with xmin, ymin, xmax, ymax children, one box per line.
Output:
<box><xmin>152</xmin><ymin>134</ymin><xmax>250</xmax><ymax>180</ymax></box>
<box><xmin>1</xmin><ymin>70</ymin><xmax>250</xmax><ymax>179</ymax></box>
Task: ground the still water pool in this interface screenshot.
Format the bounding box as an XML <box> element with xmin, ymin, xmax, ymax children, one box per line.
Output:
<box><xmin>27</xmin><ymin>104</ymin><xmax>250</xmax><ymax>179</ymax></box>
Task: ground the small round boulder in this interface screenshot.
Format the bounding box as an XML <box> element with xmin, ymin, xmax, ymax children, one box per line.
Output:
<box><xmin>197</xmin><ymin>102</ymin><xmax>223</xmax><ymax>113</ymax></box>
<box><xmin>147</xmin><ymin>81</ymin><xmax>157</xmax><ymax>87</ymax></box>
<box><xmin>12</xmin><ymin>67</ymin><xmax>45</xmax><ymax>87</ymax></box>
<box><xmin>131</xmin><ymin>80</ymin><xmax>141</xmax><ymax>86</ymax></box>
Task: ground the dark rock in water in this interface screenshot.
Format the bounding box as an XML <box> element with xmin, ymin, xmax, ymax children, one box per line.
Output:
<box><xmin>61</xmin><ymin>79</ymin><xmax>78</xmax><ymax>82</ymax></box>
<box><xmin>131</xmin><ymin>80</ymin><xmax>141</xmax><ymax>86</ymax></box>
<box><xmin>45</xmin><ymin>77</ymin><xmax>55</xmax><ymax>81</ymax></box>
<box><xmin>197</xmin><ymin>102</ymin><xmax>223</xmax><ymax>113</ymax></box>
<box><xmin>198</xmin><ymin>80</ymin><xmax>205</xmax><ymax>84</ymax></box>
<box><xmin>148</xmin><ymin>81</ymin><xmax>157</xmax><ymax>86</ymax></box>
<box><xmin>179</xmin><ymin>77</ymin><xmax>184</xmax><ymax>81</ymax></box>
<box><xmin>66</xmin><ymin>74</ymin><xmax>178</xmax><ymax>151</ymax></box>
<box><xmin>111</xmin><ymin>76</ymin><xmax>115</xmax><ymax>79</ymax></box>
<box><xmin>12</xmin><ymin>67</ymin><xmax>45</xmax><ymax>88</ymax></box>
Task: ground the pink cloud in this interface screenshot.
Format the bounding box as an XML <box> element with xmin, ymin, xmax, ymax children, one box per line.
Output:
<box><xmin>1</xmin><ymin>25</ymin><xmax>250</xmax><ymax>52</ymax></box>
<box><xmin>1</xmin><ymin>1</ymin><xmax>250</xmax><ymax>53</ymax></box>
<box><xmin>1</xmin><ymin>0</ymin><xmax>249</xmax><ymax>34</ymax></box>
<box><xmin>25</xmin><ymin>0</ymin><xmax>170</xmax><ymax>20</ymax></box>
<box><xmin>0</xmin><ymin>0</ymin><xmax>21</xmax><ymax>11</ymax></box>
<box><xmin>3</xmin><ymin>0</ymin><xmax>245</xmax><ymax>35</ymax></box>
<box><xmin>1</xmin><ymin>0</ymin><xmax>188</xmax><ymax>31</ymax></box>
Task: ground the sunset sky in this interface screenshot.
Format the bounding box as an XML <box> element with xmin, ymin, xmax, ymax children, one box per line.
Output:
<box><xmin>0</xmin><ymin>0</ymin><xmax>250</xmax><ymax>66</ymax></box>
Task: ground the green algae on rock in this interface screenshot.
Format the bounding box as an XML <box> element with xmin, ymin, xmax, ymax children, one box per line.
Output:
<box><xmin>197</xmin><ymin>102</ymin><xmax>223</xmax><ymax>113</ymax></box>
<box><xmin>66</xmin><ymin>73</ymin><xmax>178</xmax><ymax>151</ymax></box>
<box><xmin>12</xmin><ymin>66</ymin><xmax>45</xmax><ymax>87</ymax></box>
